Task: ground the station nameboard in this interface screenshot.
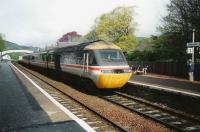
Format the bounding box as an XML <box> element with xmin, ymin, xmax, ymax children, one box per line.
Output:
<box><xmin>187</xmin><ymin>42</ymin><xmax>200</xmax><ymax>47</ymax></box>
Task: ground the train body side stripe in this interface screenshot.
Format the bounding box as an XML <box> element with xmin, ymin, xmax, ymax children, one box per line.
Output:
<box><xmin>61</xmin><ymin>64</ymin><xmax>130</xmax><ymax>71</ymax></box>
<box><xmin>24</xmin><ymin>61</ymin><xmax>130</xmax><ymax>71</ymax></box>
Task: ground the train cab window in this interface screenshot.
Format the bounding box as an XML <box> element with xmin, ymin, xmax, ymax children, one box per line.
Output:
<box><xmin>89</xmin><ymin>51</ymin><xmax>97</xmax><ymax>66</ymax></box>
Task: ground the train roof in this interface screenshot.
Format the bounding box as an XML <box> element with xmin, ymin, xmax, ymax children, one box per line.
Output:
<box><xmin>54</xmin><ymin>40</ymin><xmax>121</xmax><ymax>53</ymax></box>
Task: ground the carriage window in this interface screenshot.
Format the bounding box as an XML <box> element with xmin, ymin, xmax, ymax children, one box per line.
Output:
<box><xmin>76</xmin><ymin>51</ymin><xmax>83</xmax><ymax>65</ymax></box>
<box><xmin>60</xmin><ymin>53</ymin><xmax>76</xmax><ymax>64</ymax></box>
<box><xmin>31</xmin><ymin>56</ymin><xmax>35</xmax><ymax>60</ymax></box>
<box><xmin>42</xmin><ymin>54</ymin><xmax>47</xmax><ymax>61</ymax></box>
<box><xmin>48</xmin><ymin>54</ymin><xmax>54</xmax><ymax>62</ymax></box>
<box><xmin>51</xmin><ymin>54</ymin><xmax>54</xmax><ymax>61</ymax></box>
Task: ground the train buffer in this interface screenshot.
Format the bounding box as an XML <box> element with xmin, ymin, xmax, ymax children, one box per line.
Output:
<box><xmin>129</xmin><ymin>73</ymin><xmax>200</xmax><ymax>97</ymax></box>
<box><xmin>0</xmin><ymin>62</ymin><xmax>94</xmax><ymax>132</ymax></box>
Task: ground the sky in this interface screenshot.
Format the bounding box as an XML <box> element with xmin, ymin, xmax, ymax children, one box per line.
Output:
<box><xmin>0</xmin><ymin>0</ymin><xmax>169</xmax><ymax>47</ymax></box>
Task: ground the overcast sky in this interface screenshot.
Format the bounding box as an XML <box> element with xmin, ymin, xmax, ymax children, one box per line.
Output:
<box><xmin>0</xmin><ymin>0</ymin><xmax>169</xmax><ymax>47</ymax></box>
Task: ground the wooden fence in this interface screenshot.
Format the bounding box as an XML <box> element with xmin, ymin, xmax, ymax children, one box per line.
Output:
<box><xmin>129</xmin><ymin>61</ymin><xmax>200</xmax><ymax>81</ymax></box>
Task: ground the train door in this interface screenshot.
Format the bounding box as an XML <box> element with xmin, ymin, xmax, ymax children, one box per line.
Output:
<box><xmin>44</xmin><ymin>54</ymin><xmax>48</xmax><ymax>68</ymax></box>
<box><xmin>82</xmin><ymin>51</ymin><xmax>89</xmax><ymax>76</ymax></box>
<box><xmin>82</xmin><ymin>51</ymin><xmax>97</xmax><ymax>77</ymax></box>
<box><xmin>55</xmin><ymin>54</ymin><xmax>61</xmax><ymax>70</ymax></box>
<box><xmin>46</xmin><ymin>53</ymin><xmax>50</xmax><ymax>69</ymax></box>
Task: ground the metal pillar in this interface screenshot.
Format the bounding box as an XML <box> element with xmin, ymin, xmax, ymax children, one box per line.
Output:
<box><xmin>192</xmin><ymin>29</ymin><xmax>195</xmax><ymax>63</ymax></box>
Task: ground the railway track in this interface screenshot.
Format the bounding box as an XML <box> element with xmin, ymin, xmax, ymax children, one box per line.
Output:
<box><xmin>100</xmin><ymin>91</ymin><xmax>200</xmax><ymax>132</ymax></box>
<box><xmin>13</xmin><ymin>63</ymin><xmax>126</xmax><ymax>132</ymax></box>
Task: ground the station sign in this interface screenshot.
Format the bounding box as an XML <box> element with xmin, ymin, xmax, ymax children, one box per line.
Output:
<box><xmin>187</xmin><ymin>48</ymin><xmax>194</xmax><ymax>54</ymax></box>
<box><xmin>187</xmin><ymin>42</ymin><xmax>200</xmax><ymax>47</ymax></box>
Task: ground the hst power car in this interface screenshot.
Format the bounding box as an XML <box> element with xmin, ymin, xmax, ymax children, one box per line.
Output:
<box><xmin>19</xmin><ymin>40</ymin><xmax>132</xmax><ymax>89</ymax></box>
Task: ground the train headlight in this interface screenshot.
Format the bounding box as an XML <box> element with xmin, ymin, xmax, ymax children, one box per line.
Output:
<box><xmin>101</xmin><ymin>70</ymin><xmax>114</xmax><ymax>74</ymax></box>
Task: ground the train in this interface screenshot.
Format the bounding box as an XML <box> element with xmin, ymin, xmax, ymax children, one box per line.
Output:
<box><xmin>19</xmin><ymin>40</ymin><xmax>132</xmax><ymax>89</ymax></box>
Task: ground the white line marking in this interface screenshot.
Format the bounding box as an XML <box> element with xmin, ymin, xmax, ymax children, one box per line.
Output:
<box><xmin>10</xmin><ymin>63</ymin><xmax>95</xmax><ymax>132</ymax></box>
<box><xmin>128</xmin><ymin>81</ymin><xmax>200</xmax><ymax>97</ymax></box>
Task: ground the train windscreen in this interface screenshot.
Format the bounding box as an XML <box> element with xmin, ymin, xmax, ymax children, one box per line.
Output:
<box><xmin>95</xmin><ymin>49</ymin><xmax>128</xmax><ymax>66</ymax></box>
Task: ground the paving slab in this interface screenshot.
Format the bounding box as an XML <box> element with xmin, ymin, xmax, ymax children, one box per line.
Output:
<box><xmin>0</xmin><ymin>62</ymin><xmax>86</xmax><ymax>132</ymax></box>
<box><xmin>130</xmin><ymin>74</ymin><xmax>200</xmax><ymax>95</ymax></box>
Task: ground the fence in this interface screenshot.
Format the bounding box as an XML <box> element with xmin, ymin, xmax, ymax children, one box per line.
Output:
<box><xmin>129</xmin><ymin>61</ymin><xmax>200</xmax><ymax>81</ymax></box>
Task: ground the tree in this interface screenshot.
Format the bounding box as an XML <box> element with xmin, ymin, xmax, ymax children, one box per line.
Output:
<box><xmin>161</xmin><ymin>0</ymin><xmax>200</xmax><ymax>47</ymax></box>
<box><xmin>0</xmin><ymin>34</ymin><xmax>5</xmax><ymax>52</ymax></box>
<box><xmin>82</xmin><ymin>29</ymin><xmax>99</xmax><ymax>42</ymax></box>
<box><xmin>151</xmin><ymin>0</ymin><xmax>200</xmax><ymax>61</ymax></box>
<box><xmin>115</xmin><ymin>34</ymin><xmax>138</xmax><ymax>51</ymax></box>
<box><xmin>0</xmin><ymin>34</ymin><xmax>5</xmax><ymax>61</ymax></box>
<box><xmin>83</xmin><ymin>6</ymin><xmax>138</xmax><ymax>51</ymax></box>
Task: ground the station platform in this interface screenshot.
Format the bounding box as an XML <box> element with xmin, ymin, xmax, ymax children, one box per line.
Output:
<box><xmin>0</xmin><ymin>62</ymin><xmax>93</xmax><ymax>132</ymax></box>
<box><xmin>129</xmin><ymin>73</ymin><xmax>200</xmax><ymax>97</ymax></box>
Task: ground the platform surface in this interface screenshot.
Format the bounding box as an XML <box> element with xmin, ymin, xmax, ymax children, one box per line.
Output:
<box><xmin>130</xmin><ymin>74</ymin><xmax>200</xmax><ymax>95</ymax></box>
<box><xmin>0</xmin><ymin>62</ymin><xmax>86</xmax><ymax>132</ymax></box>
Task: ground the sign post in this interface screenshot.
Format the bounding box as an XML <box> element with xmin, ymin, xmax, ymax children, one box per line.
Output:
<box><xmin>187</xmin><ymin>42</ymin><xmax>200</xmax><ymax>47</ymax></box>
<box><xmin>186</xmin><ymin>29</ymin><xmax>200</xmax><ymax>81</ymax></box>
<box><xmin>192</xmin><ymin>29</ymin><xmax>195</xmax><ymax>63</ymax></box>
<box><xmin>186</xmin><ymin>29</ymin><xmax>200</xmax><ymax>63</ymax></box>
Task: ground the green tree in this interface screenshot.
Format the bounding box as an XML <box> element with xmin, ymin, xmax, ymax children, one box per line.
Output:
<box><xmin>84</xmin><ymin>6</ymin><xmax>137</xmax><ymax>51</ymax></box>
<box><xmin>81</xmin><ymin>29</ymin><xmax>98</xmax><ymax>42</ymax></box>
<box><xmin>161</xmin><ymin>0</ymin><xmax>200</xmax><ymax>42</ymax></box>
<box><xmin>115</xmin><ymin>34</ymin><xmax>138</xmax><ymax>51</ymax></box>
<box><xmin>127</xmin><ymin>34</ymin><xmax>184</xmax><ymax>62</ymax></box>
<box><xmin>8</xmin><ymin>53</ymin><xmax>21</xmax><ymax>61</ymax></box>
<box><xmin>0</xmin><ymin>34</ymin><xmax>5</xmax><ymax>60</ymax></box>
<box><xmin>0</xmin><ymin>34</ymin><xmax>5</xmax><ymax>52</ymax></box>
<box><xmin>160</xmin><ymin>0</ymin><xmax>200</xmax><ymax>58</ymax></box>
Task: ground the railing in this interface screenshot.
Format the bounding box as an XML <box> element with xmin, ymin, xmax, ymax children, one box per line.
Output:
<box><xmin>129</xmin><ymin>61</ymin><xmax>200</xmax><ymax>81</ymax></box>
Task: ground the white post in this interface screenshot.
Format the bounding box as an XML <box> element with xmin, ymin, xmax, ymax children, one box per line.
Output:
<box><xmin>192</xmin><ymin>29</ymin><xmax>195</xmax><ymax>63</ymax></box>
<box><xmin>86</xmin><ymin>53</ymin><xmax>89</xmax><ymax>72</ymax></box>
<box><xmin>0</xmin><ymin>51</ymin><xmax>2</xmax><ymax>61</ymax></box>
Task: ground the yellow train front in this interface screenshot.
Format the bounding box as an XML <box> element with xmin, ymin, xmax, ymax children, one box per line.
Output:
<box><xmin>56</xmin><ymin>40</ymin><xmax>132</xmax><ymax>89</ymax></box>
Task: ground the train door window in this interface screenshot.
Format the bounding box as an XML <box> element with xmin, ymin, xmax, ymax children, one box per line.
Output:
<box><xmin>55</xmin><ymin>54</ymin><xmax>61</xmax><ymax>69</ymax></box>
<box><xmin>42</xmin><ymin>54</ymin><xmax>47</xmax><ymax>61</ymax></box>
<box><xmin>46</xmin><ymin>54</ymin><xmax>49</xmax><ymax>61</ymax></box>
<box><xmin>60</xmin><ymin>54</ymin><xmax>65</xmax><ymax>64</ymax></box>
<box><xmin>48</xmin><ymin>54</ymin><xmax>53</xmax><ymax>62</ymax></box>
<box><xmin>35</xmin><ymin>55</ymin><xmax>40</xmax><ymax>61</ymax></box>
<box><xmin>89</xmin><ymin>51</ymin><xmax>97</xmax><ymax>66</ymax></box>
<box><xmin>51</xmin><ymin>54</ymin><xmax>55</xmax><ymax>62</ymax></box>
<box><xmin>38</xmin><ymin>55</ymin><xmax>43</xmax><ymax>61</ymax></box>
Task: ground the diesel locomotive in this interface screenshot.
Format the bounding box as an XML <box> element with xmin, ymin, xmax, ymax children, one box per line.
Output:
<box><xmin>19</xmin><ymin>40</ymin><xmax>132</xmax><ymax>89</ymax></box>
